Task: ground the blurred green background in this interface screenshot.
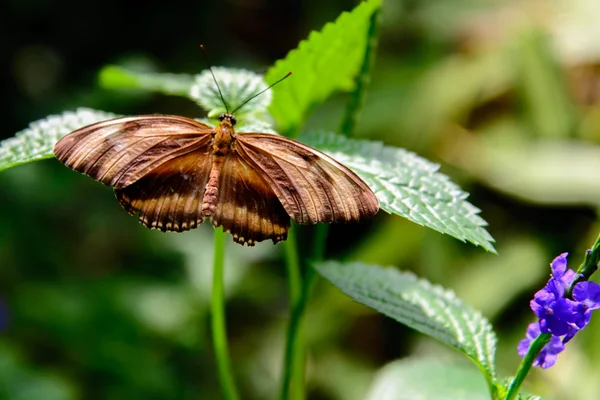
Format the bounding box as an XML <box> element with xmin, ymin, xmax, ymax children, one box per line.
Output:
<box><xmin>2</xmin><ymin>0</ymin><xmax>600</xmax><ymax>399</ymax></box>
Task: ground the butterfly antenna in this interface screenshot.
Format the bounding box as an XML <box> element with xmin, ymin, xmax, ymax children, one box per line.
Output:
<box><xmin>199</xmin><ymin>44</ymin><xmax>230</xmax><ymax>113</ymax></box>
<box><xmin>231</xmin><ymin>71</ymin><xmax>292</xmax><ymax>115</ymax></box>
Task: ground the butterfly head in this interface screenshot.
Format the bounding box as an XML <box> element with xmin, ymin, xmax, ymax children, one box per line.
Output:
<box><xmin>218</xmin><ymin>113</ymin><xmax>237</xmax><ymax>127</ymax></box>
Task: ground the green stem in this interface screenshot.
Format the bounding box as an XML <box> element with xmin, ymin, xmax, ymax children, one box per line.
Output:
<box><xmin>211</xmin><ymin>227</ymin><xmax>239</xmax><ymax>400</ymax></box>
<box><xmin>311</xmin><ymin>223</ymin><xmax>329</xmax><ymax>261</ymax></box>
<box><xmin>281</xmin><ymin>227</ymin><xmax>304</xmax><ymax>400</ymax></box>
<box><xmin>340</xmin><ymin>8</ymin><xmax>381</xmax><ymax>137</ymax></box>
<box><xmin>506</xmin><ymin>333</ymin><xmax>551</xmax><ymax>400</ymax></box>
<box><xmin>280</xmin><ymin>224</ymin><xmax>330</xmax><ymax>400</ymax></box>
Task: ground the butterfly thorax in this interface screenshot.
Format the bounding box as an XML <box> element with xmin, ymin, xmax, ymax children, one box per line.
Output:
<box><xmin>212</xmin><ymin>114</ymin><xmax>236</xmax><ymax>155</ymax></box>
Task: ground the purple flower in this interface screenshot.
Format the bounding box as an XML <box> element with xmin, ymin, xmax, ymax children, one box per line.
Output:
<box><xmin>530</xmin><ymin>254</ymin><xmax>580</xmax><ymax>336</ymax></box>
<box><xmin>518</xmin><ymin>322</ymin><xmax>565</xmax><ymax>369</ymax></box>
<box><xmin>519</xmin><ymin>252</ymin><xmax>600</xmax><ymax>368</ymax></box>
<box><xmin>530</xmin><ymin>285</ymin><xmax>578</xmax><ymax>336</ymax></box>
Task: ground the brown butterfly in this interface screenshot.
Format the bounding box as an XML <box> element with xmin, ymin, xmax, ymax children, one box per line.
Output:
<box><xmin>53</xmin><ymin>69</ymin><xmax>379</xmax><ymax>246</ymax></box>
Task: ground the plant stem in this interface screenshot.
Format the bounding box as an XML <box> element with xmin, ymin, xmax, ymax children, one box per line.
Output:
<box><xmin>211</xmin><ymin>227</ymin><xmax>239</xmax><ymax>400</ymax></box>
<box><xmin>506</xmin><ymin>333</ymin><xmax>551</xmax><ymax>400</ymax></box>
<box><xmin>280</xmin><ymin>224</ymin><xmax>329</xmax><ymax>399</ymax></box>
<box><xmin>281</xmin><ymin>227</ymin><xmax>304</xmax><ymax>400</ymax></box>
<box><xmin>340</xmin><ymin>7</ymin><xmax>381</xmax><ymax>137</ymax></box>
<box><xmin>311</xmin><ymin>223</ymin><xmax>329</xmax><ymax>261</ymax></box>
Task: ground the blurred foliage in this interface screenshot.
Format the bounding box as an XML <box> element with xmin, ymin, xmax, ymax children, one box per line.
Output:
<box><xmin>2</xmin><ymin>0</ymin><xmax>600</xmax><ymax>399</ymax></box>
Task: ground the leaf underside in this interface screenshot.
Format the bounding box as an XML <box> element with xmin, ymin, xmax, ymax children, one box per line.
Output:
<box><xmin>0</xmin><ymin>108</ymin><xmax>117</xmax><ymax>172</ymax></box>
<box><xmin>315</xmin><ymin>261</ymin><xmax>497</xmax><ymax>384</ymax></box>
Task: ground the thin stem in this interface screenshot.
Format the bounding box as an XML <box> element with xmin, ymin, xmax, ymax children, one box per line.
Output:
<box><xmin>311</xmin><ymin>223</ymin><xmax>329</xmax><ymax>261</ymax></box>
<box><xmin>281</xmin><ymin>227</ymin><xmax>304</xmax><ymax>400</ymax></box>
<box><xmin>280</xmin><ymin>224</ymin><xmax>330</xmax><ymax>400</ymax></box>
<box><xmin>211</xmin><ymin>227</ymin><xmax>239</xmax><ymax>400</ymax></box>
<box><xmin>506</xmin><ymin>333</ymin><xmax>551</xmax><ymax>400</ymax></box>
<box><xmin>340</xmin><ymin>8</ymin><xmax>381</xmax><ymax>137</ymax></box>
<box><xmin>285</xmin><ymin>227</ymin><xmax>303</xmax><ymax>315</ymax></box>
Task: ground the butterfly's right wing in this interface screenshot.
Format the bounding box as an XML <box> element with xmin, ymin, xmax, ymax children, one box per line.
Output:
<box><xmin>209</xmin><ymin>153</ymin><xmax>291</xmax><ymax>245</ymax></box>
<box><xmin>235</xmin><ymin>133</ymin><xmax>379</xmax><ymax>225</ymax></box>
<box><xmin>54</xmin><ymin>115</ymin><xmax>214</xmax><ymax>189</ymax></box>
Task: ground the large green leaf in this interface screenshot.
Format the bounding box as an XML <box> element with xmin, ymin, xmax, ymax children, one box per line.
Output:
<box><xmin>314</xmin><ymin>261</ymin><xmax>497</xmax><ymax>386</ymax></box>
<box><xmin>265</xmin><ymin>0</ymin><xmax>382</xmax><ymax>135</ymax></box>
<box><xmin>301</xmin><ymin>131</ymin><xmax>495</xmax><ymax>252</ymax></box>
<box><xmin>0</xmin><ymin>108</ymin><xmax>116</xmax><ymax>172</ymax></box>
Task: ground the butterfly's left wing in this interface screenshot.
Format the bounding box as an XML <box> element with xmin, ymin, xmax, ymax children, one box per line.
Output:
<box><xmin>235</xmin><ymin>133</ymin><xmax>379</xmax><ymax>225</ymax></box>
<box><xmin>54</xmin><ymin>115</ymin><xmax>213</xmax><ymax>189</ymax></box>
<box><xmin>114</xmin><ymin>149</ymin><xmax>213</xmax><ymax>232</ymax></box>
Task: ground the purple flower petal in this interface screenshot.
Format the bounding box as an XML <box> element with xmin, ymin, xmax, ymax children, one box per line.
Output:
<box><xmin>550</xmin><ymin>253</ymin><xmax>576</xmax><ymax>293</ymax></box>
<box><xmin>563</xmin><ymin>325</ymin><xmax>580</xmax><ymax>344</ymax></box>
<box><xmin>518</xmin><ymin>323</ymin><xmax>540</xmax><ymax>357</ymax></box>
<box><xmin>574</xmin><ymin>282</ymin><xmax>600</xmax><ymax>310</ymax></box>
<box><xmin>534</xmin><ymin>336</ymin><xmax>565</xmax><ymax>369</ymax></box>
<box><xmin>517</xmin><ymin>322</ymin><xmax>566</xmax><ymax>369</ymax></box>
<box><xmin>551</xmin><ymin>253</ymin><xmax>569</xmax><ymax>278</ymax></box>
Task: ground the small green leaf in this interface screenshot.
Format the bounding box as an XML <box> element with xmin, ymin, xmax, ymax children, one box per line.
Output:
<box><xmin>314</xmin><ymin>261</ymin><xmax>497</xmax><ymax>384</ymax></box>
<box><xmin>189</xmin><ymin>67</ymin><xmax>271</xmax><ymax>118</ymax></box>
<box><xmin>364</xmin><ymin>359</ymin><xmax>490</xmax><ymax>400</ymax></box>
<box><xmin>266</xmin><ymin>0</ymin><xmax>382</xmax><ymax>134</ymax></box>
<box><xmin>98</xmin><ymin>65</ymin><xmax>194</xmax><ymax>96</ymax></box>
<box><xmin>499</xmin><ymin>379</ymin><xmax>541</xmax><ymax>400</ymax></box>
<box><xmin>0</xmin><ymin>108</ymin><xmax>117</xmax><ymax>172</ymax></box>
<box><xmin>302</xmin><ymin>131</ymin><xmax>495</xmax><ymax>252</ymax></box>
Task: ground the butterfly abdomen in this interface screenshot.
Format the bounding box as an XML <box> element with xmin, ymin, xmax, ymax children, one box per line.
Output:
<box><xmin>202</xmin><ymin>155</ymin><xmax>224</xmax><ymax>217</ymax></box>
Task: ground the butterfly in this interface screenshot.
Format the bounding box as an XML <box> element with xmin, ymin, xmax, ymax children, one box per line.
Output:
<box><xmin>53</xmin><ymin>68</ymin><xmax>379</xmax><ymax>246</ymax></box>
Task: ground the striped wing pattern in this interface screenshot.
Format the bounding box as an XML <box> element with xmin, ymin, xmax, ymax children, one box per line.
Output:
<box><xmin>54</xmin><ymin>115</ymin><xmax>379</xmax><ymax>246</ymax></box>
<box><xmin>236</xmin><ymin>133</ymin><xmax>379</xmax><ymax>225</ymax></box>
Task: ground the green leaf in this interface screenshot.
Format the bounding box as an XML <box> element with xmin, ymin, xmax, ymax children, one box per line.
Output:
<box><xmin>99</xmin><ymin>66</ymin><xmax>274</xmax><ymax>128</ymax></box>
<box><xmin>363</xmin><ymin>359</ymin><xmax>490</xmax><ymax>400</ymax></box>
<box><xmin>265</xmin><ymin>0</ymin><xmax>382</xmax><ymax>135</ymax></box>
<box><xmin>189</xmin><ymin>67</ymin><xmax>271</xmax><ymax>118</ymax></box>
<box><xmin>498</xmin><ymin>379</ymin><xmax>541</xmax><ymax>400</ymax></box>
<box><xmin>98</xmin><ymin>65</ymin><xmax>194</xmax><ymax>97</ymax></box>
<box><xmin>302</xmin><ymin>131</ymin><xmax>495</xmax><ymax>252</ymax></box>
<box><xmin>314</xmin><ymin>261</ymin><xmax>497</xmax><ymax>385</ymax></box>
<box><xmin>0</xmin><ymin>108</ymin><xmax>117</xmax><ymax>172</ymax></box>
